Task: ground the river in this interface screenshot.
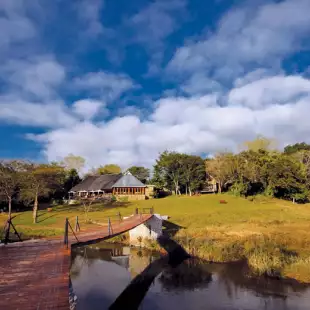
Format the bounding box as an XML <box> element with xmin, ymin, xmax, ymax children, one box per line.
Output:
<box><xmin>71</xmin><ymin>242</ymin><xmax>310</xmax><ymax>310</ymax></box>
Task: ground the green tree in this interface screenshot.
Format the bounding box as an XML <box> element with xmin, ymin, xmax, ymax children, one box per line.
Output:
<box><xmin>182</xmin><ymin>155</ymin><xmax>205</xmax><ymax>195</ymax></box>
<box><xmin>0</xmin><ymin>161</ymin><xmax>22</xmax><ymax>218</ymax></box>
<box><xmin>284</xmin><ymin>142</ymin><xmax>310</xmax><ymax>154</ymax></box>
<box><xmin>97</xmin><ymin>164</ymin><xmax>122</xmax><ymax>175</ymax></box>
<box><xmin>153</xmin><ymin>151</ymin><xmax>185</xmax><ymax>195</ymax></box>
<box><xmin>266</xmin><ymin>154</ymin><xmax>307</xmax><ymax>202</ymax></box>
<box><xmin>205</xmin><ymin>153</ymin><xmax>237</xmax><ymax>193</ymax></box>
<box><xmin>62</xmin><ymin>154</ymin><xmax>85</xmax><ymax>174</ymax></box>
<box><xmin>127</xmin><ymin>166</ymin><xmax>150</xmax><ymax>183</ymax></box>
<box><xmin>20</xmin><ymin>163</ymin><xmax>65</xmax><ymax>223</ymax></box>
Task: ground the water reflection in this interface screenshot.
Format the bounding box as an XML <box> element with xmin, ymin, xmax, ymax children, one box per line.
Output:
<box><xmin>71</xmin><ymin>243</ymin><xmax>310</xmax><ymax>310</ymax></box>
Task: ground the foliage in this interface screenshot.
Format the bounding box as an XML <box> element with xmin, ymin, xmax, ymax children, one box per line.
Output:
<box><xmin>96</xmin><ymin>164</ymin><xmax>122</xmax><ymax>175</ymax></box>
<box><xmin>284</xmin><ymin>142</ymin><xmax>310</xmax><ymax>155</ymax></box>
<box><xmin>242</xmin><ymin>135</ymin><xmax>277</xmax><ymax>152</ymax></box>
<box><xmin>0</xmin><ymin>160</ymin><xmax>23</xmax><ymax>217</ymax></box>
<box><xmin>127</xmin><ymin>166</ymin><xmax>150</xmax><ymax>183</ymax></box>
<box><xmin>61</xmin><ymin>154</ymin><xmax>85</xmax><ymax>173</ymax></box>
<box><xmin>153</xmin><ymin>151</ymin><xmax>205</xmax><ymax>195</ymax></box>
<box><xmin>19</xmin><ymin>163</ymin><xmax>65</xmax><ymax>223</ymax></box>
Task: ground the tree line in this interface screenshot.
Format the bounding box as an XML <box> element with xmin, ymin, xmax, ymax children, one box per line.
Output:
<box><xmin>1</xmin><ymin>137</ymin><xmax>310</xmax><ymax>223</ymax></box>
<box><xmin>0</xmin><ymin>155</ymin><xmax>151</xmax><ymax>223</ymax></box>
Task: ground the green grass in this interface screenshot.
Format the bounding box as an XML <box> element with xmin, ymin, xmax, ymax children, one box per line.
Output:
<box><xmin>2</xmin><ymin>194</ymin><xmax>310</xmax><ymax>282</ymax></box>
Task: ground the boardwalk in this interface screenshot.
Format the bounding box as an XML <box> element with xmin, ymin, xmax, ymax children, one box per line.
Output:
<box><xmin>0</xmin><ymin>214</ymin><xmax>152</xmax><ymax>310</ymax></box>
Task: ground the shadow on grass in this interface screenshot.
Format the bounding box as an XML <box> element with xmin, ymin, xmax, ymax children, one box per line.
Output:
<box><xmin>162</xmin><ymin>220</ymin><xmax>183</xmax><ymax>237</ymax></box>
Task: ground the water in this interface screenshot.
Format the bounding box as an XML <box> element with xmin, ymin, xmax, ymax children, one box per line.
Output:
<box><xmin>71</xmin><ymin>243</ymin><xmax>310</xmax><ymax>310</ymax></box>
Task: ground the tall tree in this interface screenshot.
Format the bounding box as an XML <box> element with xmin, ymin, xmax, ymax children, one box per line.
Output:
<box><xmin>0</xmin><ymin>161</ymin><xmax>22</xmax><ymax>218</ymax></box>
<box><xmin>62</xmin><ymin>154</ymin><xmax>85</xmax><ymax>174</ymax></box>
<box><xmin>20</xmin><ymin>163</ymin><xmax>65</xmax><ymax>223</ymax></box>
<box><xmin>243</xmin><ymin>135</ymin><xmax>277</xmax><ymax>152</ymax></box>
<box><xmin>97</xmin><ymin>164</ymin><xmax>122</xmax><ymax>175</ymax></box>
<box><xmin>127</xmin><ymin>166</ymin><xmax>150</xmax><ymax>183</ymax></box>
<box><xmin>266</xmin><ymin>154</ymin><xmax>307</xmax><ymax>201</ymax></box>
<box><xmin>153</xmin><ymin>151</ymin><xmax>184</xmax><ymax>195</ymax></box>
<box><xmin>205</xmin><ymin>153</ymin><xmax>237</xmax><ymax>193</ymax></box>
<box><xmin>182</xmin><ymin>155</ymin><xmax>205</xmax><ymax>195</ymax></box>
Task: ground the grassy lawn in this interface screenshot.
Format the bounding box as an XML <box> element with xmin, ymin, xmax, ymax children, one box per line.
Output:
<box><xmin>2</xmin><ymin>194</ymin><xmax>310</xmax><ymax>282</ymax></box>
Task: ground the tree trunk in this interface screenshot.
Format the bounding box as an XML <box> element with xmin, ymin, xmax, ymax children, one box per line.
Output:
<box><xmin>218</xmin><ymin>182</ymin><xmax>222</xmax><ymax>194</ymax></box>
<box><xmin>33</xmin><ymin>193</ymin><xmax>38</xmax><ymax>224</ymax></box>
<box><xmin>185</xmin><ymin>184</ymin><xmax>188</xmax><ymax>196</ymax></box>
<box><xmin>8</xmin><ymin>197</ymin><xmax>12</xmax><ymax>219</ymax></box>
<box><xmin>189</xmin><ymin>186</ymin><xmax>192</xmax><ymax>196</ymax></box>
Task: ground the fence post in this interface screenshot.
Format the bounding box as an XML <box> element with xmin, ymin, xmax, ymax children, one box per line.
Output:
<box><xmin>118</xmin><ymin>212</ymin><xmax>122</xmax><ymax>222</ymax></box>
<box><xmin>108</xmin><ymin>217</ymin><xmax>111</xmax><ymax>235</ymax></box>
<box><xmin>75</xmin><ymin>216</ymin><xmax>80</xmax><ymax>232</ymax></box>
<box><xmin>64</xmin><ymin>218</ymin><xmax>68</xmax><ymax>248</ymax></box>
<box><xmin>4</xmin><ymin>219</ymin><xmax>10</xmax><ymax>244</ymax></box>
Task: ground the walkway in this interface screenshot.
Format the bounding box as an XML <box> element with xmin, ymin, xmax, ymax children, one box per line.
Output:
<box><xmin>0</xmin><ymin>214</ymin><xmax>152</xmax><ymax>310</ymax></box>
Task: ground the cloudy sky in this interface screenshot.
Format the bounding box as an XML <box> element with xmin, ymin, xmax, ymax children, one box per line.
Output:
<box><xmin>1</xmin><ymin>0</ymin><xmax>310</xmax><ymax>169</ymax></box>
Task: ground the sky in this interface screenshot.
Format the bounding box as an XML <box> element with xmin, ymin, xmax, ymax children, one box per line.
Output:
<box><xmin>1</xmin><ymin>0</ymin><xmax>310</xmax><ymax>170</ymax></box>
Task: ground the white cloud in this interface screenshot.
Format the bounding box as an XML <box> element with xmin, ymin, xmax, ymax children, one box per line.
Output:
<box><xmin>0</xmin><ymin>96</ymin><xmax>76</xmax><ymax>128</ymax></box>
<box><xmin>29</xmin><ymin>73</ymin><xmax>310</xmax><ymax>169</ymax></box>
<box><xmin>2</xmin><ymin>57</ymin><xmax>65</xmax><ymax>100</ymax></box>
<box><xmin>73</xmin><ymin>71</ymin><xmax>136</xmax><ymax>102</ymax></box>
<box><xmin>229</xmin><ymin>75</ymin><xmax>310</xmax><ymax>108</ymax></box>
<box><xmin>167</xmin><ymin>0</ymin><xmax>310</xmax><ymax>86</ymax></box>
<box><xmin>75</xmin><ymin>0</ymin><xmax>104</xmax><ymax>37</ymax></box>
<box><xmin>0</xmin><ymin>0</ymin><xmax>37</xmax><ymax>52</ymax></box>
<box><xmin>128</xmin><ymin>0</ymin><xmax>186</xmax><ymax>75</ymax></box>
<box><xmin>72</xmin><ymin>99</ymin><xmax>107</xmax><ymax>120</ymax></box>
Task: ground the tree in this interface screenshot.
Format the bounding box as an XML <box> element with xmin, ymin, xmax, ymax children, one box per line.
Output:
<box><xmin>62</xmin><ymin>154</ymin><xmax>85</xmax><ymax>174</ymax></box>
<box><xmin>284</xmin><ymin>142</ymin><xmax>310</xmax><ymax>155</ymax></box>
<box><xmin>20</xmin><ymin>163</ymin><xmax>65</xmax><ymax>223</ymax></box>
<box><xmin>0</xmin><ymin>161</ymin><xmax>22</xmax><ymax>218</ymax></box>
<box><xmin>153</xmin><ymin>151</ymin><xmax>185</xmax><ymax>195</ymax></box>
<box><xmin>205</xmin><ymin>153</ymin><xmax>237</xmax><ymax>193</ymax></box>
<box><xmin>127</xmin><ymin>166</ymin><xmax>150</xmax><ymax>183</ymax></box>
<box><xmin>97</xmin><ymin>164</ymin><xmax>122</xmax><ymax>175</ymax></box>
<box><xmin>243</xmin><ymin>135</ymin><xmax>277</xmax><ymax>152</ymax></box>
<box><xmin>266</xmin><ymin>154</ymin><xmax>307</xmax><ymax>201</ymax></box>
<box><xmin>181</xmin><ymin>155</ymin><xmax>205</xmax><ymax>195</ymax></box>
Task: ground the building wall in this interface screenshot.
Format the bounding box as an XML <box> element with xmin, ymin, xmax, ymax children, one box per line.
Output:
<box><xmin>129</xmin><ymin>214</ymin><xmax>163</xmax><ymax>245</ymax></box>
<box><xmin>115</xmin><ymin>194</ymin><xmax>146</xmax><ymax>201</ymax></box>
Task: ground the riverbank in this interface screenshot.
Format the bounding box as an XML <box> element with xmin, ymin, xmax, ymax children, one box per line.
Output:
<box><xmin>2</xmin><ymin>194</ymin><xmax>310</xmax><ymax>283</ymax></box>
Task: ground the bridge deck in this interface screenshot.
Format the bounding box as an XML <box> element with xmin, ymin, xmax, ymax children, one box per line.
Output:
<box><xmin>0</xmin><ymin>214</ymin><xmax>152</xmax><ymax>310</ymax></box>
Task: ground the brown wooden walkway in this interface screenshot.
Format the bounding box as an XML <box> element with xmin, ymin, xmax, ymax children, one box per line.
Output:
<box><xmin>0</xmin><ymin>214</ymin><xmax>152</xmax><ymax>310</ymax></box>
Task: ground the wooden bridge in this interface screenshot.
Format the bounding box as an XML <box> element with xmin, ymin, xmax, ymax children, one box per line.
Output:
<box><xmin>0</xmin><ymin>211</ymin><xmax>153</xmax><ymax>310</ymax></box>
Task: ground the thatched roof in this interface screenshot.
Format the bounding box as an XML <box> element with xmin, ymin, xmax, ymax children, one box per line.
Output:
<box><xmin>70</xmin><ymin>174</ymin><xmax>122</xmax><ymax>192</ymax></box>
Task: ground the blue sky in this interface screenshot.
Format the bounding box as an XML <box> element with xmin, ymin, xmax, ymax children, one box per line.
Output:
<box><xmin>1</xmin><ymin>0</ymin><xmax>310</xmax><ymax>169</ymax></box>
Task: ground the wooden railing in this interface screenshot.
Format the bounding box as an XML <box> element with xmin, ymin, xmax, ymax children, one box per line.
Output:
<box><xmin>135</xmin><ymin>207</ymin><xmax>154</xmax><ymax>215</ymax></box>
<box><xmin>1</xmin><ymin>217</ymin><xmax>22</xmax><ymax>244</ymax></box>
<box><xmin>64</xmin><ymin>217</ymin><xmax>80</xmax><ymax>248</ymax></box>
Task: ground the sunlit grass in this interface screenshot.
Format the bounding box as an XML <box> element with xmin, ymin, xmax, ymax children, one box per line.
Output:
<box><xmin>1</xmin><ymin>194</ymin><xmax>310</xmax><ymax>282</ymax></box>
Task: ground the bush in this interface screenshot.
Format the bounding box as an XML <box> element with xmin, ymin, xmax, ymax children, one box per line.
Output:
<box><xmin>230</xmin><ymin>182</ymin><xmax>248</xmax><ymax>197</ymax></box>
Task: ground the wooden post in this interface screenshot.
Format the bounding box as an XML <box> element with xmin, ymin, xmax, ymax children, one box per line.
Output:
<box><xmin>4</xmin><ymin>219</ymin><xmax>10</xmax><ymax>244</ymax></box>
<box><xmin>64</xmin><ymin>218</ymin><xmax>69</xmax><ymax>248</ymax></box>
<box><xmin>75</xmin><ymin>216</ymin><xmax>80</xmax><ymax>232</ymax></box>
<box><xmin>118</xmin><ymin>212</ymin><xmax>122</xmax><ymax>222</ymax></box>
<box><xmin>108</xmin><ymin>218</ymin><xmax>111</xmax><ymax>235</ymax></box>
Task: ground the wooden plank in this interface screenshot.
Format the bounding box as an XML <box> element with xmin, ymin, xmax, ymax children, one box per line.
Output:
<box><xmin>0</xmin><ymin>214</ymin><xmax>152</xmax><ymax>309</ymax></box>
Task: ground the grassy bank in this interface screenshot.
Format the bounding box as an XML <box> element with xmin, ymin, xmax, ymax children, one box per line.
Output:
<box><xmin>1</xmin><ymin>194</ymin><xmax>310</xmax><ymax>282</ymax></box>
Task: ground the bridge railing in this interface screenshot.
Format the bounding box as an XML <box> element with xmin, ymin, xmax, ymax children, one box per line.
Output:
<box><xmin>135</xmin><ymin>207</ymin><xmax>154</xmax><ymax>215</ymax></box>
<box><xmin>64</xmin><ymin>218</ymin><xmax>80</xmax><ymax>248</ymax></box>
